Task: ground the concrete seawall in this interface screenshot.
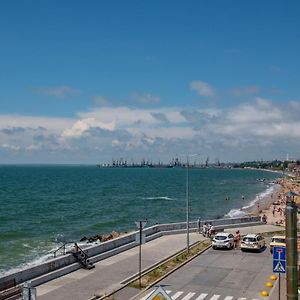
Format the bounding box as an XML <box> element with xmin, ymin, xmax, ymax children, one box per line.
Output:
<box><xmin>0</xmin><ymin>216</ymin><xmax>261</xmax><ymax>288</ymax></box>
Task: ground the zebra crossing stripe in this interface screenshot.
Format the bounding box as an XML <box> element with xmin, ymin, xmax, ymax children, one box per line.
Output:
<box><xmin>171</xmin><ymin>291</ymin><xmax>184</xmax><ymax>299</ymax></box>
<box><xmin>181</xmin><ymin>292</ymin><xmax>196</xmax><ymax>300</ymax></box>
<box><xmin>194</xmin><ymin>293</ymin><xmax>208</xmax><ymax>300</ymax></box>
<box><xmin>209</xmin><ymin>295</ymin><xmax>220</xmax><ymax>300</ymax></box>
<box><xmin>223</xmin><ymin>297</ymin><xmax>233</xmax><ymax>300</ymax></box>
<box><xmin>237</xmin><ymin>298</ymin><xmax>247</xmax><ymax>300</ymax></box>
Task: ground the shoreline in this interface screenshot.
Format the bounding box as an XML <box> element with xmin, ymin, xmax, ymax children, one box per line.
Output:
<box><xmin>258</xmin><ymin>176</ymin><xmax>299</xmax><ymax>227</ymax></box>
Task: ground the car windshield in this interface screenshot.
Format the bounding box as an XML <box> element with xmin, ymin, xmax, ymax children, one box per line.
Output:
<box><xmin>215</xmin><ymin>236</ymin><xmax>227</xmax><ymax>240</ymax></box>
<box><xmin>243</xmin><ymin>237</ymin><xmax>257</xmax><ymax>242</ymax></box>
<box><xmin>272</xmin><ymin>238</ymin><xmax>285</xmax><ymax>243</ymax></box>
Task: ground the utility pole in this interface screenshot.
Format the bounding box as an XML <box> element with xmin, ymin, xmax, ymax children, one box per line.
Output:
<box><xmin>285</xmin><ymin>192</ymin><xmax>298</xmax><ymax>300</ymax></box>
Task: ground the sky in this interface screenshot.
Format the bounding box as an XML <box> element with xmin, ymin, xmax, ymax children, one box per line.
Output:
<box><xmin>0</xmin><ymin>0</ymin><xmax>300</xmax><ymax>164</ymax></box>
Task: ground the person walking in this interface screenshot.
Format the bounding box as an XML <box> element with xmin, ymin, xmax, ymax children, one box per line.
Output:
<box><xmin>197</xmin><ymin>217</ymin><xmax>201</xmax><ymax>234</ymax></box>
<box><xmin>234</xmin><ymin>230</ymin><xmax>241</xmax><ymax>249</ymax></box>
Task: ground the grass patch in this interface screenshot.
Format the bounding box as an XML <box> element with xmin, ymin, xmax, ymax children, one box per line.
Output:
<box><xmin>129</xmin><ymin>240</ymin><xmax>211</xmax><ymax>289</ymax></box>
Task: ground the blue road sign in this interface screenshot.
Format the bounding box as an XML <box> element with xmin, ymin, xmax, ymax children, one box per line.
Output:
<box><xmin>273</xmin><ymin>246</ymin><xmax>286</xmax><ymax>260</ymax></box>
<box><xmin>273</xmin><ymin>246</ymin><xmax>286</xmax><ymax>273</ymax></box>
<box><xmin>273</xmin><ymin>259</ymin><xmax>286</xmax><ymax>273</ymax></box>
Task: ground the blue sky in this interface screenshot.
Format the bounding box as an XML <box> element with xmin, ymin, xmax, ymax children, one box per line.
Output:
<box><xmin>1</xmin><ymin>1</ymin><xmax>300</xmax><ymax>163</ymax></box>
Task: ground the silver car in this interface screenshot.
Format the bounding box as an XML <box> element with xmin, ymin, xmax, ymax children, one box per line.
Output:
<box><xmin>212</xmin><ymin>232</ymin><xmax>234</xmax><ymax>249</ymax></box>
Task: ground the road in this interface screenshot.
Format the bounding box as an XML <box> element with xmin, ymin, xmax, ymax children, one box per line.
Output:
<box><xmin>136</xmin><ymin>237</ymin><xmax>282</xmax><ymax>300</ymax></box>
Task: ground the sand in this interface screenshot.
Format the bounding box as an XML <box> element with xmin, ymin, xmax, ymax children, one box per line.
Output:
<box><xmin>257</xmin><ymin>176</ymin><xmax>300</xmax><ymax>227</ymax></box>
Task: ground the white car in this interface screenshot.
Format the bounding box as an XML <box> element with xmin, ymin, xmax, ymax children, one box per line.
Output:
<box><xmin>241</xmin><ymin>234</ymin><xmax>265</xmax><ymax>251</ymax></box>
<box><xmin>212</xmin><ymin>232</ymin><xmax>234</xmax><ymax>250</ymax></box>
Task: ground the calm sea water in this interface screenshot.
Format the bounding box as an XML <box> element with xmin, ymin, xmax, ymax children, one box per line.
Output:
<box><xmin>0</xmin><ymin>166</ymin><xmax>280</xmax><ymax>275</ymax></box>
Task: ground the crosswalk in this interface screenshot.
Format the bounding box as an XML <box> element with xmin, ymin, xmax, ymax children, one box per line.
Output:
<box><xmin>139</xmin><ymin>289</ymin><xmax>260</xmax><ymax>300</ymax></box>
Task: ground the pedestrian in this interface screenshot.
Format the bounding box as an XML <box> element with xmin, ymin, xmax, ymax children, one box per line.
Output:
<box><xmin>197</xmin><ymin>217</ymin><xmax>201</xmax><ymax>234</ymax></box>
<box><xmin>203</xmin><ymin>222</ymin><xmax>208</xmax><ymax>237</ymax></box>
<box><xmin>234</xmin><ymin>230</ymin><xmax>241</xmax><ymax>249</ymax></box>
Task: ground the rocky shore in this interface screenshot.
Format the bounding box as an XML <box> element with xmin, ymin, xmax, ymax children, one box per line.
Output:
<box><xmin>80</xmin><ymin>230</ymin><xmax>126</xmax><ymax>243</ymax></box>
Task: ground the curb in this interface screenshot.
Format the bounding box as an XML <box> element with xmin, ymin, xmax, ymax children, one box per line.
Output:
<box><xmin>91</xmin><ymin>239</ymin><xmax>211</xmax><ymax>300</ymax></box>
<box><xmin>129</xmin><ymin>242</ymin><xmax>212</xmax><ymax>300</ymax></box>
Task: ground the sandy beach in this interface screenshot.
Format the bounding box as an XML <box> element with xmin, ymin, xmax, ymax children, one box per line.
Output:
<box><xmin>257</xmin><ymin>175</ymin><xmax>300</xmax><ymax>227</ymax></box>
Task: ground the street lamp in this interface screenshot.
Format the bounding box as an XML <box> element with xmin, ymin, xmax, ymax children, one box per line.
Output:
<box><xmin>184</xmin><ymin>153</ymin><xmax>200</xmax><ymax>254</ymax></box>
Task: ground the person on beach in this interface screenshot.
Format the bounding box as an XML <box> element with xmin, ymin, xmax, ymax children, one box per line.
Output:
<box><xmin>197</xmin><ymin>217</ymin><xmax>201</xmax><ymax>234</ymax></box>
<box><xmin>234</xmin><ymin>230</ymin><xmax>241</xmax><ymax>249</ymax></box>
<box><xmin>203</xmin><ymin>222</ymin><xmax>208</xmax><ymax>237</ymax></box>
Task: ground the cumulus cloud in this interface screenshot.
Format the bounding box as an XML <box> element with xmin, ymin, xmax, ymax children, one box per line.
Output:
<box><xmin>150</xmin><ymin>112</ymin><xmax>169</xmax><ymax>123</ymax></box>
<box><xmin>190</xmin><ymin>80</ymin><xmax>215</xmax><ymax>97</ymax></box>
<box><xmin>33</xmin><ymin>86</ymin><xmax>80</xmax><ymax>98</ymax></box>
<box><xmin>1</xmin><ymin>99</ymin><xmax>300</xmax><ymax>163</ymax></box>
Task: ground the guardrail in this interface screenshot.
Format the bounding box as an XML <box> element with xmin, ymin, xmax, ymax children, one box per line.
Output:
<box><xmin>0</xmin><ymin>216</ymin><xmax>262</xmax><ymax>291</ymax></box>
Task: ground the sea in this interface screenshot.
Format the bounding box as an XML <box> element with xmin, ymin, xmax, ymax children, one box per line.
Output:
<box><xmin>0</xmin><ymin>165</ymin><xmax>281</xmax><ymax>276</ymax></box>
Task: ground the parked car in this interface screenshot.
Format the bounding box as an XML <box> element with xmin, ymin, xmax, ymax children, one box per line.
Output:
<box><xmin>241</xmin><ymin>234</ymin><xmax>265</xmax><ymax>251</ymax></box>
<box><xmin>270</xmin><ymin>235</ymin><xmax>286</xmax><ymax>254</ymax></box>
<box><xmin>212</xmin><ymin>232</ymin><xmax>235</xmax><ymax>249</ymax></box>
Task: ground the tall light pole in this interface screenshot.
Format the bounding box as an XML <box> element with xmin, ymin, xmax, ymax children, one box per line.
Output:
<box><xmin>186</xmin><ymin>155</ymin><xmax>190</xmax><ymax>254</ymax></box>
<box><xmin>184</xmin><ymin>153</ymin><xmax>200</xmax><ymax>254</ymax></box>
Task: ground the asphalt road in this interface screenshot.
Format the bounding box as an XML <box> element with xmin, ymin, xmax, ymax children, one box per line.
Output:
<box><xmin>139</xmin><ymin>242</ymin><xmax>276</xmax><ymax>300</ymax></box>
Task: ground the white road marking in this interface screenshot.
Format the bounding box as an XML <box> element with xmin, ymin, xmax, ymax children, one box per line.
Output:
<box><xmin>194</xmin><ymin>293</ymin><xmax>208</xmax><ymax>300</ymax></box>
<box><xmin>171</xmin><ymin>291</ymin><xmax>184</xmax><ymax>299</ymax></box>
<box><xmin>209</xmin><ymin>295</ymin><xmax>220</xmax><ymax>300</ymax></box>
<box><xmin>223</xmin><ymin>297</ymin><xmax>233</xmax><ymax>300</ymax></box>
<box><xmin>180</xmin><ymin>292</ymin><xmax>196</xmax><ymax>300</ymax></box>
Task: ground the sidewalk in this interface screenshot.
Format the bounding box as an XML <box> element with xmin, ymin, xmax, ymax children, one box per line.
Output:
<box><xmin>37</xmin><ymin>233</ymin><xmax>204</xmax><ymax>300</ymax></box>
<box><xmin>36</xmin><ymin>224</ymin><xmax>281</xmax><ymax>300</ymax></box>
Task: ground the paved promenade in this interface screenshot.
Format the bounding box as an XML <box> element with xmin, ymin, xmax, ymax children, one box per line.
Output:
<box><xmin>36</xmin><ymin>225</ymin><xmax>281</xmax><ymax>300</ymax></box>
<box><xmin>37</xmin><ymin>233</ymin><xmax>203</xmax><ymax>300</ymax></box>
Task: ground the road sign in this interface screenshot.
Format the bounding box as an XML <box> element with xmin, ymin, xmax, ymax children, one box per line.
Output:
<box><xmin>136</xmin><ymin>233</ymin><xmax>146</xmax><ymax>244</ymax></box>
<box><xmin>135</xmin><ymin>220</ymin><xmax>147</xmax><ymax>229</ymax></box>
<box><xmin>22</xmin><ymin>282</ymin><xmax>37</xmax><ymax>300</ymax></box>
<box><xmin>146</xmin><ymin>286</ymin><xmax>172</xmax><ymax>300</ymax></box>
<box><xmin>273</xmin><ymin>246</ymin><xmax>286</xmax><ymax>273</ymax></box>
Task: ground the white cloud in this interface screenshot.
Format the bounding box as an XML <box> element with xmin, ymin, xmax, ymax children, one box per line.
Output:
<box><xmin>34</xmin><ymin>86</ymin><xmax>80</xmax><ymax>98</ymax></box>
<box><xmin>190</xmin><ymin>80</ymin><xmax>215</xmax><ymax>97</ymax></box>
<box><xmin>61</xmin><ymin>118</ymin><xmax>115</xmax><ymax>139</ymax></box>
<box><xmin>1</xmin><ymin>99</ymin><xmax>300</xmax><ymax>163</ymax></box>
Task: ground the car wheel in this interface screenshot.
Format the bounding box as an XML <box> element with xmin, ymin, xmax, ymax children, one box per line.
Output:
<box><xmin>213</xmin><ymin>246</ymin><xmax>216</xmax><ymax>250</ymax></box>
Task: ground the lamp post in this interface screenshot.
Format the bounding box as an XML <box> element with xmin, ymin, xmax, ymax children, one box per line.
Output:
<box><xmin>184</xmin><ymin>153</ymin><xmax>200</xmax><ymax>254</ymax></box>
<box><xmin>186</xmin><ymin>155</ymin><xmax>190</xmax><ymax>254</ymax></box>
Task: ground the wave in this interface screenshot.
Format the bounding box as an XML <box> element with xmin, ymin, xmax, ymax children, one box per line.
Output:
<box><xmin>139</xmin><ymin>196</ymin><xmax>177</xmax><ymax>201</ymax></box>
<box><xmin>0</xmin><ymin>240</ymin><xmax>90</xmax><ymax>277</ymax></box>
<box><xmin>224</xmin><ymin>183</ymin><xmax>281</xmax><ymax>219</ymax></box>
